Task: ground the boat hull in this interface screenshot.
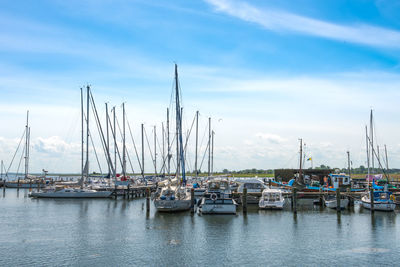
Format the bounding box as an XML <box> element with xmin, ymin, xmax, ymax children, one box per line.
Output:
<box><xmin>361</xmin><ymin>200</ymin><xmax>395</xmax><ymax>211</ymax></box>
<box><xmin>200</xmin><ymin>199</ymin><xmax>237</xmax><ymax>214</ymax></box>
<box><xmin>154</xmin><ymin>199</ymin><xmax>191</xmax><ymax>212</ymax></box>
<box><xmin>258</xmin><ymin>200</ymin><xmax>284</xmax><ymax>210</ymax></box>
<box><xmin>324</xmin><ymin>198</ymin><xmax>349</xmax><ymax>209</ymax></box>
<box><xmin>5</xmin><ymin>182</ymin><xmax>40</xmax><ymax>188</ymax></box>
<box><xmin>29</xmin><ymin>191</ymin><xmax>113</xmax><ymax>198</ymax></box>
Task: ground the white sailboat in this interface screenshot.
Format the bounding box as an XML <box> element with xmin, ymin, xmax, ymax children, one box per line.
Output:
<box><xmin>30</xmin><ymin>87</ymin><xmax>113</xmax><ymax>199</ymax></box>
<box><xmin>153</xmin><ymin>64</ymin><xmax>191</xmax><ymax>212</ymax></box>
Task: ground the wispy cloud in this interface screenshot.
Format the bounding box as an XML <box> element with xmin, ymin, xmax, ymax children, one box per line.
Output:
<box><xmin>205</xmin><ymin>0</ymin><xmax>400</xmax><ymax>49</ymax></box>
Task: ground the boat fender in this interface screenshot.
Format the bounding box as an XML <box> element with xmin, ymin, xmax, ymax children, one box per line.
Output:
<box><xmin>390</xmin><ymin>195</ymin><xmax>395</xmax><ymax>201</ymax></box>
<box><xmin>210</xmin><ymin>193</ymin><xmax>217</xmax><ymax>201</ymax></box>
<box><xmin>170</xmin><ymin>195</ymin><xmax>175</xmax><ymax>200</ymax></box>
<box><xmin>160</xmin><ymin>195</ymin><xmax>166</xmax><ymax>200</ymax></box>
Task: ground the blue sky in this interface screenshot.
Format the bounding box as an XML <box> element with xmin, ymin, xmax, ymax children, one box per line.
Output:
<box><xmin>1</xmin><ymin>0</ymin><xmax>400</xmax><ymax>173</ymax></box>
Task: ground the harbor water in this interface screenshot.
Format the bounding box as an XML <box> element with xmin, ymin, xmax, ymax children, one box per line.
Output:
<box><xmin>1</xmin><ymin>189</ymin><xmax>399</xmax><ymax>266</ymax></box>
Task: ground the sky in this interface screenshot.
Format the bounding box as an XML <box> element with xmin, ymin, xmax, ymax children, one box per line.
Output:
<box><xmin>1</xmin><ymin>0</ymin><xmax>400</xmax><ymax>174</ymax></box>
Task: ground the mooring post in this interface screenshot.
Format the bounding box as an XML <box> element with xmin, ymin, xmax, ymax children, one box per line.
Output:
<box><xmin>370</xmin><ymin>187</ymin><xmax>374</xmax><ymax>212</ymax></box>
<box><xmin>319</xmin><ymin>187</ymin><xmax>323</xmax><ymax>205</ymax></box>
<box><xmin>292</xmin><ymin>187</ymin><xmax>297</xmax><ymax>214</ymax></box>
<box><xmin>146</xmin><ymin>187</ymin><xmax>150</xmax><ymax>213</ymax></box>
<box><xmin>336</xmin><ymin>188</ymin><xmax>341</xmax><ymax>212</ymax></box>
<box><xmin>268</xmin><ymin>179</ymin><xmax>272</xmax><ymax>188</ymax></box>
<box><xmin>29</xmin><ymin>179</ymin><xmax>32</xmax><ymax>192</ymax></box>
<box><xmin>242</xmin><ymin>187</ymin><xmax>247</xmax><ymax>214</ymax></box>
<box><xmin>37</xmin><ymin>179</ymin><xmax>41</xmax><ymax>192</ymax></box>
<box><xmin>127</xmin><ymin>184</ymin><xmax>130</xmax><ymax>199</ymax></box>
<box><xmin>346</xmin><ymin>187</ymin><xmax>352</xmax><ymax>208</ymax></box>
<box><xmin>17</xmin><ymin>178</ymin><xmax>20</xmax><ymax>192</ymax></box>
<box><xmin>3</xmin><ymin>180</ymin><xmax>5</xmax><ymax>196</ymax></box>
<box><xmin>191</xmin><ymin>188</ymin><xmax>195</xmax><ymax>213</ymax></box>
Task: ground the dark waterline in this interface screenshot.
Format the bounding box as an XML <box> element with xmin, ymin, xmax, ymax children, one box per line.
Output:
<box><xmin>1</xmin><ymin>189</ymin><xmax>399</xmax><ymax>266</ymax></box>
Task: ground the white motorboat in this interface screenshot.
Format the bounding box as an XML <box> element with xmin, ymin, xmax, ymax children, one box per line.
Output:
<box><xmin>361</xmin><ymin>190</ymin><xmax>396</xmax><ymax>211</ymax></box>
<box><xmin>199</xmin><ymin>179</ymin><xmax>237</xmax><ymax>214</ymax></box>
<box><xmin>323</xmin><ymin>194</ymin><xmax>349</xmax><ymax>209</ymax></box>
<box><xmin>236</xmin><ymin>179</ymin><xmax>267</xmax><ymax>204</ymax></box>
<box><xmin>29</xmin><ymin>187</ymin><xmax>113</xmax><ymax>198</ymax></box>
<box><xmin>154</xmin><ymin>185</ymin><xmax>191</xmax><ymax>212</ymax></box>
<box><xmin>258</xmin><ymin>188</ymin><xmax>285</xmax><ymax>209</ymax></box>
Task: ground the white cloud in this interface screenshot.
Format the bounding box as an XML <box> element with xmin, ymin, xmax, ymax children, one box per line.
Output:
<box><xmin>255</xmin><ymin>133</ymin><xmax>287</xmax><ymax>144</ymax></box>
<box><xmin>205</xmin><ymin>0</ymin><xmax>400</xmax><ymax>49</ymax></box>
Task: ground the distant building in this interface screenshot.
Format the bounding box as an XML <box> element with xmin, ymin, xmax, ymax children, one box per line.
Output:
<box><xmin>274</xmin><ymin>169</ymin><xmax>334</xmax><ymax>183</ymax></box>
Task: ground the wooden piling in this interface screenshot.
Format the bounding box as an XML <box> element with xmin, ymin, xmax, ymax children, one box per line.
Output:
<box><xmin>336</xmin><ymin>188</ymin><xmax>341</xmax><ymax>212</ymax></box>
<box><xmin>319</xmin><ymin>187</ymin><xmax>323</xmax><ymax>205</ymax></box>
<box><xmin>292</xmin><ymin>187</ymin><xmax>297</xmax><ymax>214</ymax></box>
<box><xmin>17</xmin><ymin>178</ymin><xmax>20</xmax><ymax>192</ymax></box>
<box><xmin>190</xmin><ymin>188</ymin><xmax>195</xmax><ymax>213</ymax></box>
<box><xmin>268</xmin><ymin>179</ymin><xmax>272</xmax><ymax>188</ymax></box>
<box><xmin>242</xmin><ymin>187</ymin><xmax>247</xmax><ymax>214</ymax></box>
<box><xmin>346</xmin><ymin>188</ymin><xmax>353</xmax><ymax>208</ymax></box>
<box><xmin>146</xmin><ymin>187</ymin><xmax>150</xmax><ymax>213</ymax></box>
<box><xmin>127</xmin><ymin>184</ymin><xmax>130</xmax><ymax>199</ymax></box>
<box><xmin>370</xmin><ymin>188</ymin><xmax>374</xmax><ymax>212</ymax></box>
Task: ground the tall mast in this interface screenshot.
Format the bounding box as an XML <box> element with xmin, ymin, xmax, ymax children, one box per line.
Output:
<box><xmin>167</xmin><ymin>108</ymin><xmax>170</xmax><ymax>176</ymax></box>
<box><xmin>194</xmin><ymin>110</ymin><xmax>199</xmax><ymax>178</ymax></box>
<box><xmin>86</xmin><ymin>85</ymin><xmax>90</xmax><ymax>182</ymax></box>
<box><xmin>211</xmin><ymin>130</ymin><xmax>214</xmax><ymax>175</ymax></box>
<box><xmin>384</xmin><ymin>144</ymin><xmax>390</xmax><ymax>183</ymax></box>
<box><xmin>208</xmin><ymin>117</ymin><xmax>211</xmax><ymax>178</ymax></box>
<box><xmin>154</xmin><ymin>125</ymin><xmax>157</xmax><ymax>177</ymax></box>
<box><xmin>106</xmin><ymin>103</ymin><xmax>110</xmax><ymax>177</ymax></box>
<box><xmin>81</xmin><ymin>88</ymin><xmax>84</xmax><ymax>182</ymax></box>
<box><xmin>122</xmin><ymin>103</ymin><xmax>126</xmax><ymax>179</ymax></box>
<box><xmin>162</xmin><ymin>122</ymin><xmax>165</xmax><ymax>176</ymax></box>
<box><xmin>113</xmin><ymin>107</ymin><xmax>117</xmax><ymax>179</ymax></box>
<box><xmin>366</xmin><ymin>125</ymin><xmax>370</xmax><ymax>189</ymax></box>
<box><xmin>175</xmin><ymin>64</ymin><xmax>180</xmax><ymax>177</ymax></box>
<box><xmin>370</xmin><ymin>109</ymin><xmax>374</xmax><ymax>172</ymax></box>
<box><xmin>299</xmin><ymin>138</ymin><xmax>303</xmax><ymax>184</ymax></box>
<box><xmin>24</xmin><ymin>110</ymin><xmax>29</xmax><ymax>180</ymax></box>
<box><xmin>174</xmin><ymin>64</ymin><xmax>186</xmax><ymax>184</ymax></box>
<box><xmin>141</xmin><ymin>123</ymin><xmax>145</xmax><ymax>179</ymax></box>
<box><xmin>347</xmin><ymin>151</ymin><xmax>351</xmax><ymax>178</ymax></box>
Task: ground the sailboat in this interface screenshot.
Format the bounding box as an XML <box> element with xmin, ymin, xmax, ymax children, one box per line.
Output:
<box><xmin>30</xmin><ymin>86</ymin><xmax>112</xmax><ymax>198</ymax></box>
<box><xmin>361</xmin><ymin>110</ymin><xmax>395</xmax><ymax>211</ymax></box>
<box><xmin>154</xmin><ymin>64</ymin><xmax>191</xmax><ymax>212</ymax></box>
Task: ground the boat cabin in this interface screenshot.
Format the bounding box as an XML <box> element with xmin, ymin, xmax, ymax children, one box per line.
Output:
<box><xmin>328</xmin><ymin>173</ymin><xmax>350</xmax><ymax>189</ymax></box>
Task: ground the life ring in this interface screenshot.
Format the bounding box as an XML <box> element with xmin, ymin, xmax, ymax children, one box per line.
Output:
<box><xmin>210</xmin><ymin>193</ymin><xmax>218</xmax><ymax>201</ymax></box>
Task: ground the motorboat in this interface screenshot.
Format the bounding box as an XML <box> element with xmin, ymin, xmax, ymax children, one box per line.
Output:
<box><xmin>236</xmin><ymin>179</ymin><xmax>267</xmax><ymax>204</ymax></box>
<box><xmin>258</xmin><ymin>188</ymin><xmax>285</xmax><ymax>209</ymax></box>
<box><xmin>199</xmin><ymin>179</ymin><xmax>237</xmax><ymax>214</ymax></box>
<box><xmin>323</xmin><ymin>194</ymin><xmax>349</xmax><ymax>209</ymax></box>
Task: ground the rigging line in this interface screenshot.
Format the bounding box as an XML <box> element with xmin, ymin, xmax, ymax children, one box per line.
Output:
<box><xmin>199</xmin><ymin>116</ymin><xmax>208</xmax><ymax>154</ymax></box>
<box><xmin>199</xmin><ymin>139</ymin><xmax>210</xmax><ymax>171</ymax></box>
<box><xmin>183</xmin><ymin>112</ymin><xmax>196</xmax><ymax>156</ymax></box>
<box><xmin>126</xmin><ymin>116</ymin><xmax>143</xmax><ymax>173</ymax></box>
<box><xmin>89</xmin><ymin>90</ymin><xmax>116</xmax><ymax>175</ymax></box>
<box><xmin>84</xmin><ymin>112</ymin><xmax>102</xmax><ymax>174</ymax></box>
<box><xmin>367</xmin><ymin>135</ymin><xmax>389</xmax><ymax>181</ymax></box>
<box><xmin>115</xmin><ymin>116</ymin><xmax>135</xmax><ymax>174</ymax></box>
<box><xmin>5</xmin><ymin>129</ymin><xmax>26</xmax><ymax>177</ymax></box>
<box><xmin>144</xmin><ymin>127</ymin><xmax>156</xmax><ymax>171</ymax></box>
<box><xmin>158</xmin><ymin>133</ymin><xmax>177</xmax><ymax>174</ymax></box>
<box><xmin>107</xmin><ymin>108</ymin><xmax>122</xmax><ymax>173</ymax></box>
<box><xmin>15</xmin><ymin>143</ymin><xmax>26</xmax><ymax>179</ymax></box>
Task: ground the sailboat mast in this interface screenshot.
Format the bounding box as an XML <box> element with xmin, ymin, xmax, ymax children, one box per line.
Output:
<box><xmin>81</xmin><ymin>88</ymin><xmax>84</xmax><ymax>182</ymax></box>
<box><xmin>86</xmin><ymin>86</ymin><xmax>90</xmax><ymax>181</ymax></box>
<box><xmin>167</xmin><ymin>108</ymin><xmax>170</xmax><ymax>176</ymax></box>
<box><xmin>299</xmin><ymin>138</ymin><xmax>303</xmax><ymax>184</ymax></box>
<box><xmin>122</xmin><ymin>103</ymin><xmax>126</xmax><ymax>179</ymax></box>
<box><xmin>195</xmin><ymin>110</ymin><xmax>199</xmax><ymax>178</ymax></box>
<box><xmin>162</xmin><ymin>122</ymin><xmax>165</xmax><ymax>176</ymax></box>
<box><xmin>24</xmin><ymin>110</ymin><xmax>29</xmax><ymax>180</ymax></box>
<box><xmin>106</xmin><ymin>103</ymin><xmax>110</xmax><ymax>177</ymax></box>
<box><xmin>366</xmin><ymin>125</ymin><xmax>370</xmax><ymax>189</ymax></box>
<box><xmin>113</xmin><ymin>107</ymin><xmax>117</xmax><ymax>179</ymax></box>
<box><xmin>211</xmin><ymin>130</ymin><xmax>214</xmax><ymax>175</ymax></box>
<box><xmin>175</xmin><ymin>65</ymin><xmax>180</xmax><ymax>178</ymax></box>
<box><xmin>384</xmin><ymin>144</ymin><xmax>390</xmax><ymax>183</ymax></box>
<box><xmin>370</xmin><ymin>110</ymin><xmax>374</xmax><ymax>171</ymax></box>
<box><xmin>154</xmin><ymin>125</ymin><xmax>157</xmax><ymax>177</ymax></box>
<box><xmin>208</xmin><ymin>117</ymin><xmax>211</xmax><ymax>178</ymax></box>
<box><xmin>141</xmin><ymin>123</ymin><xmax>145</xmax><ymax>179</ymax></box>
<box><xmin>347</xmin><ymin>151</ymin><xmax>351</xmax><ymax>178</ymax></box>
